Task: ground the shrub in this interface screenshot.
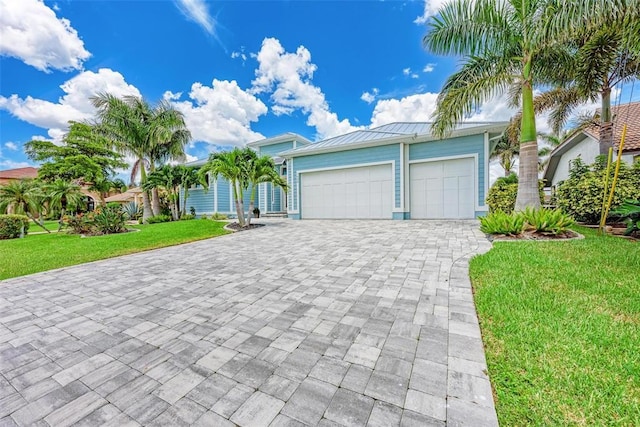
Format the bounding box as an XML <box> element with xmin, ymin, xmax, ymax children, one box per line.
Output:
<box><xmin>200</xmin><ymin>214</ymin><xmax>208</xmax><ymax>220</ymax></box>
<box><xmin>556</xmin><ymin>157</ymin><xmax>640</xmax><ymax>224</ymax></box>
<box><xmin>0</xmin><ymin>214</ymin><xmax>30</xmax><ymax>239</ymax></box>
<box><xmin>522</xmin><ymin>208</ymin><xmax>574</xmax><ymax>235</ymax></box>
<box><xmin>480</xmin><ymin>211</ymin><xmax>525</xmax><ymax>236</ymax></box>
<box><xmin>180</xmin><ymin>214</ymin><xmax>195</xmax><ymax>221</ymax></box>
<box><xmin>65</xmin><ymin>213</ymin><xmax>95</xmax><ymax>234</ymax></box>
<box><xmin>123</xmin><ymin>202</ymin><xmax>142</xmax><ymax>220</ymax></box>
<box><xmin>611</xmin><ymin>199</ymin><xmax>640</xmax><ymax>236</ymax></box>
<box><xmin>146</xmin><ymin>214</ymin><xmax>172</xmax><ymax>224</ymax></box>
<box><xmin>487</xmin><ymin>173</ymin><xmax>544</xmax><ymax>214</ymax></box>
<box><xmin>211</xmin><ymin>212</ymin><xmax>228</xmax><ymax>220</ymax></box>
<box><xmin>93</xmin><ymin>205</ymin><xmax>126</xmax><ymax>234</ymax></box>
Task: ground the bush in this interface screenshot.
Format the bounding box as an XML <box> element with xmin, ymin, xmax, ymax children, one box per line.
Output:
<box><xmin>146</xmin><ymin>214</ymin><xmax>172</xmax><ymax>224</ymax></box>
<box><xmin>123</xmin><ymin>202</ymin><xmax>142</xmax><ymax>220</ymax></box>
<box><xmin>180</xmin><ymin>214</ymin><xmax>195</xmax><ymax>221</ymax></box>
<box><xmin>93</xmin><ymin>205</ymin><xmax>126</xmax><ymax>234</ymax></box>
<box><xmin>487</xmin><ymin>174</ymin><xmax>544</xmax><ymax>214</ymax></box>
<box><xmin>522</xmin><ymin>208</ymin><xmax>574</xmax><ymax>235</ymax></box>
<box><xmin>480</xmin><ymin>211</ymin><xmax>525</xmax><ymax>236</ymax></box>
<box><xmin>0</xmin><ymin>214</ymin><xmax>30</xmax><ymax>239</ymax></box>
<box><xmin>211</xmin><ymin>212</ymin><xmax>228</xmax><ymax>220</ymax></box>
<box><xmin>611</xmin><ymin>199</ymin><xmax>640</xmax><ymax>236</ymax></box>
<box><xmin>65</xmin><ymin>213</ymin><xmax>95</xmax><ymax>234</ymax></box>
<box><xmin>556</xmin><ymin>157</ymin><xmax>640</xmax><ymax>224</ymax></box>
<box><xmin>200</xmin><ymin>214</ymin><xmax>208</xmax><ymax>220</ymax></box>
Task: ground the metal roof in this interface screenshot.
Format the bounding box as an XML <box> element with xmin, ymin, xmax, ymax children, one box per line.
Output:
<box><xmin>281</xmin><ymin>122</ymin><xmax>506</xmax><ymax>156</ymax></box>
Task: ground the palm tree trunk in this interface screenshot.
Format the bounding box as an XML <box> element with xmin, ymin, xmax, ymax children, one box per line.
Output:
<box><xmin>515</xmin><ymin>73</ymin><xmax>542</xmax><ymax>211</ymax></box>
<box><xmin>247</xmin><ymin>185</ymin><xmax>256</xmax><ymax>226</ymax></box>
<box><xmin>142</xmin><ymin>191</ymin><xmax>152</xmax><ymax>222</ymax></box>
<box><xmin>58</xmin><ymin>200</ymin><xmax>67</xmax><ymax>232</ymax></box>
<box><xmin>599</xmin><ymin>86</ymin><xmax>613</xmax><ymax>155</ymax></box>
<box><xmin>181</xmin><ymin>186</ymin><xmax>189</xmax><ymax>217</ymax></box>
<box><xmin>233</xmin><ymin>181</ymin><xmax>245</xmax><ymax>227</ymax></box>
<box><xmin>28</xmin><ymin>213</ymin><xmax>50</xmax><ymax>233</ymax></box>
<box><xmin>151</xmin><ymin>188</ymin><xmax>161</xmax><ymax>216</ymax></box>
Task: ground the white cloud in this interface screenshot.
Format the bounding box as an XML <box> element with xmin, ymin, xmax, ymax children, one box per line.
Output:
<box><xmin>423</xmin><ymin>63</ymin><xmax>436</xmax><ymax>73</ymax></box>
<box><xmin>414</xmin><ymin>0</ymin><xmax>451</xmax><ymax>24</ymax></box>
<box><xmin>251</xmin><ymin>37</ymin><xmax>359</xmax><ymax>139</ymax></box>
<box><xmin>361</xmin><ymin>88</ymin><xmax>379</xmax><ymax>104</ymax></box>
<box><xmin>4</xmin><ymin>142</ymin><xmax>18</xmax><ymax>151</ymax></box>
<box><xmin>0</xmin><ymin>159</ymin><xmax>32</xmax><ymax>170</ymax></box>
<box><xmin>369</xmin><ymin>92</ymin><xmax>440</xmax><ymax>128</ymax></box>
<box><xmin>0</xmin><ymin>68</ymin><xmax>141</xmax><ymax>141</ymax></box>
<box><xmin>231</xmin><ymin>48</ymin><xmax>248</xmax><ymax>64</ymax></box>
<box><xmin>403</xmin><ymin>68</ymin><xmax>411</xmax><ymax>76</ymax></box>
<box><xmin>167</xmin><ymin>79</ymin><xmax>268</xmax><ymax>147</ymax></box>
<box><xmin>174</xmin><ymin>0</ymin><xmax>215</xmax><ymax>35</ymax></box>
<box><xmin>0</xmin><ymin>0</ymin><xmax>90</xmax><ymax>72</ymax></box>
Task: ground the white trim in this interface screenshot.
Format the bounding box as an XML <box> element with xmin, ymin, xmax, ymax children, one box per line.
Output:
<box><xmin>296</xmin><ymin>160</ymin><xmax>396</xmax><ymax>219</ymax></box>
<box><xmin>483</xmin><ymin>131</ymin><xmax>489</xmax><ymax>208</ymax></box>
<box><xmin>408</xmin><ymin>154</ymin><xmax>483</xmax><ymax>211</ymax></box>
<box><xmin>399</xmin><ymin>143</ymin><xmax>405</xmax><ymax>211</ymax></box>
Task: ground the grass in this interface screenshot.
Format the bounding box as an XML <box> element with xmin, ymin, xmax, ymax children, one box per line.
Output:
<box><xmin>28</xmin><ymin>220</ymin><xmax>60</xmax><ymax>232</ymax></box>
<box><xmin>1</xmin><ymin>220</ymin><xmax>229</xmax><ymax>280</ymax></box>
<box><xmin>470</xmin><ymin>226</ymin><xmax>640</xmax><ymax>425</ymax></box>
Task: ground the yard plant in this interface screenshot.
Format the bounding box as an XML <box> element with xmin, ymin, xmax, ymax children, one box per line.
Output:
<box><xmin>470</xmin><ymin>227</ymin><xmax>640</xmax><ymax>424</ymax></box>
<box><xmin>0</xmin><ymin>215</ymin><xmax>30</xmax><ymax>239</ymax></box>
<box><xmin>480</xmin><ymin>208</ymin><xmax>574</xmax><ymax>236</ymax></box>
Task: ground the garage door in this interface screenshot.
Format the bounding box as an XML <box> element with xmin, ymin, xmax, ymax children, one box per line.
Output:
<box><xmin>410</xmin><ymin>158</ymin><xmax>475</xmax><ymax>219</ymax></box>
<box><xmin>301</xmin><ymin>164</ymin><xmax>393</xmax><ymax>219</ymax></box>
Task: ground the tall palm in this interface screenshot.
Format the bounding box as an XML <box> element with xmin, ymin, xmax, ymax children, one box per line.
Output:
<box><xmin>46</xmin><ymin>179</ymin><xmax>84</xmax><ymax>231</ymax></box>
<box><xmin>423</xmin><ymin>0</ymin><xmax>629</xmax><ymax>210</ymax></box>
<box><xmin>0</xmin><ymin>180</ymin><xmax>50</xmax><ymax>232</ymax></box>
<box><xmin>201</xmin><ymin>148</ymin><xmax>248</xmax><ymax>226</ymax></box>
<box><xmin>245</xmin><ymin>150</ymin><xmax>287</xmax><ymax>225</ymax></box>
<box><xmin>91</xmin><ymin>94</ymin><xmax>190</xmax><ymax>222</ymax></box>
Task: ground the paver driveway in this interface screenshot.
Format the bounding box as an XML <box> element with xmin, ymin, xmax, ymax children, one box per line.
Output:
<box><xmin>0</xmin><ymin>219</ymin><xmax>497</xmax><ymax>426</ymax></box>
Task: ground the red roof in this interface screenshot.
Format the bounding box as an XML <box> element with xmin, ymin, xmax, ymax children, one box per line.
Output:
<box><xmin>584</xmin><ymin>101</ymin><xmax>640</xmax><ymax>152</ymax></box>
<box><xmin>0</xmin><ymin>167</ymin><xmax>39</xmax><ymax>180</ymax></box>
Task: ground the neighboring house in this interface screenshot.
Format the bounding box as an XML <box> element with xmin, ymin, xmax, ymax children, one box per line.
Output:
<box><xmin>544</xmin><ymin>101</ymin><xmax>640</xmax><ymax>187</ymax></box>
<box><xmin>184</xmin><ymin>133</ymin><xmax>312</xmax><ymax>216</ymax></box>
<box><xmin>0</xmin><ymin>167</ymin><xmax>39</xmax><ymax>186</ymax></box>
<box><xmin>104</xmin><ymin>187</ymin><xmax>143</xmax><ymax>205</ymax></box>
<box><xmin>185</xmin><ymin>122</ymin><xmax>507</xmax><ymax>219</ymax></box>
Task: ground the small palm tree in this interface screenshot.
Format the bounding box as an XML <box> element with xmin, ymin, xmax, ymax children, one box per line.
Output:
<box><xmin>144</xmin><ymin>165</ymin><xmax>181</xmax><ymax>220</ymax></box>
<box><xmin>491</xmin><ymin>133</ymin><xmax>520</xmax><ymax>176</ymax></box>
<box><xmin>245</xmin><ymin>150</ymin><xmax>287</xmax><ymax>225</ymax></box>
<box><xmin>176</xmin><ymin>166</ymin><xmax>203</xmax><ymax>217</ymax></box>
<box><xmin>46</xmin><ymin>179</ymin><xmax>84</xmax><ymax>231</ymax></box>
<box><xmin>201</xmin><ymin>148</ymin><xmax>249</xmax><ymax>226</ymax></box>
<box><xmin>0</xmin><ymin>180</ymin><xmax>50</xmax><ymax>232</ymax></box>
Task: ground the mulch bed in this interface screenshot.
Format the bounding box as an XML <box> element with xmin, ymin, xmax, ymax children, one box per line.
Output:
<box><xmin>488</xmin><ymin>229</ymin><xmax>583</xmax><ymax>242</ymax></box>
<box><xmin>224</xmin><ymin>222</ymin><xmax>266</xmax><ymax>232</ymax></box>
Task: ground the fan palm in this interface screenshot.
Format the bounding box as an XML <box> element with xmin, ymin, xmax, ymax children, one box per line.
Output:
<box><xmin>91</xmin><ymin>94</ymin><xmax>190</xmax><ymax>222</ymax></box>
<box><xmin>423</xmin><ymin>0</ymin><xmax>629</xmax><ymax>210</ymax></box>
<box><xmin>46</xmin><ymin>179</ymin><xmax>84</xmax><ymax>231</ymax></box>
<box><xmin>0</xmin><ymin>180</ymin><xmax>50</xmax><ymax>232</ymax></box>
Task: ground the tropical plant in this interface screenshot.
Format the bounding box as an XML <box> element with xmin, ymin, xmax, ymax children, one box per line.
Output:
<box><xmin>123</xmin><ymin>202</ymin><xmax>142</xmax><ymax>220</ymax></box>
<box><xmin>245</xmin><ymin>149</ymin><xmax>287</xmax><ymax>225</ymax></box>
<box><xmin>146</xmin><ymin>214</ymin><xmax>172</xmax><ymax>224</ymax></box>
<box><xmin>92</xmin><ymin>93</ymin><xmax>191</xmax><ymax>222</ymax></box>
<box><xmin>0</xmin><ymin>215</ymin><xmax>30</xmax><ymax>239</ymax></box>
<box><xmin>611</xmin><ymin>199</ymin><xmax>640</xmax><ymax>236</ymax></box>
<box><xmin>423</xmin><ymin>0</ymin><xmax>629</xmax><ymax>210</ymax></box>
<box><xmin>522</xmin><ymin>208</ymin><xmax>575</xmax><ymax>234</ymax></box>
<box><xmin>46</xmin><ymin>179</ymin><xmax>84</xmax><ymax>231</ymax></box>
<box><xmin>487</xmin><ymin>174</ymin><xmax>543</xmax><ymax>214</ymax></box>
<box><xmin>480</xmin><ymin>211</ymin><xmax>526</xmax><ymax>236</ymax></box>
<box><xmin>177</xmin><ymin>166</ymin><xmax>203</xmax><ymax>217</ymax></box>
<box><xmin>25</xmin><ymin>121</ymin><xmax>127</xmax><ymax>184</ymax></box>
<box><xmin>93</xmin><ymin>204</ymin><xmax>127</xmax><ymax>234</ymax></box>
<box><xmin>556</xmin><ymin>157</ymin><xmax>640</xmax><ymax>223</ymax></box>
<box><xmin>144</xmin><ymin>165</ymin><xmax>180</xmax><ymax>221</ymax></box>
<box><xmin>0</xmin><ymin>180</ymin><xmax>50</xmax><ymax>232</ymax></box>
<box><xmin>491</xmin><ymin>133</ymin><xmax>519</xmax><ymax>176</ymax></box>
<box><xmin>200</xmin><ymin>148</ymin><xmax>249</xmax><ymax>226</ymax></box>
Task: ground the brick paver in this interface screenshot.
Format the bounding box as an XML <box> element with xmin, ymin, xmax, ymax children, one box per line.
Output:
<box><xmin>0</xmin><ymin>219</ymin><xmax>497</xmax><ymax>426</ymax></box>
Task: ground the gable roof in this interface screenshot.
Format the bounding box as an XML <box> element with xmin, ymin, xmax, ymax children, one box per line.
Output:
<box><xmin>0</xmin><ymin>167</ymin><xmax>39</xmax><ymax>180</ymax></box>
<box><xmin>583</xmin><ymin>101</ymin><xmax>640</xmax><ymax>153</ymax></box>
<box><xmin>543</xmin><ymin>101</ymin><xmax>640</xmax><ymax>183</ymax></box>
<box><xmin>246</xmin><ymin>132</ymin><xmax>312</xmax><ymax>148</ymax></box>
<box><xmin>280</xmin><ymin>122</ymin><xmax>508</xmax><ymax>157</ymax></box>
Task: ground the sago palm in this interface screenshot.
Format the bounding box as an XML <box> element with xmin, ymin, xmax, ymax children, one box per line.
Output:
<box><xmin>46</xmin><ymin>179</ymin><xmax>84</xmax><ymax>231</ymax></box>
<box><xmin>0</xmin><ymin>180</ymin><xmax>50</xmax><ymax>232</ymax></box>
<box><xmin>423</xmin><ymin>0</ymin><xmax>629</xmax><ymax>210</ymax></box>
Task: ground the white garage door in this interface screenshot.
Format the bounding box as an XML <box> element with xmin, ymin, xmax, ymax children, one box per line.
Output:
<box><xmin>301</xmin><ymin>164</ymin><xmax>393</xmax><ymax>219</ymax></box>
<box><xmin>410</xmin><ymin>158</ymin><xmax>475</xmax><ymax>219</ymax></box>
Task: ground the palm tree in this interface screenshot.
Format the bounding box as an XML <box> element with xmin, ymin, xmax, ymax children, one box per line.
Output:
<box><xmin>201</xmin><ymin>148</ymin><xmax>249</xmax><ymax>226</ymax></box>
<box><xmin>491</xmin><ymin>133</ymin><xmax>519</xmax><ymax>176</ymax></box>
<box><xmin>176</xmin><ymin>166</ymin><xmax>203</xmax><ymax>217</ymax></box>
<box><xmin>46</xmin><ymin>179</ymin><xmax>84</xmax><ymax>231</ymax></box>
<box><xmin>0</xmin><ymin>180</ymin><xmax>50</xmax><ymax>232</ymax></box>
<box><xmin>91</xmin><ymin>94</ymin><xmax>190</xmax><ymax>222</ymax></box>
<box><xmin>245</xmin><ymin>149</ymin><xmax>287</xmax><ymax>225</ymax></box>
<box><xmin>144</xmin><ymin>165</ymin><xmax>181</xmax><ymax>220</ymax></box>
<box><xmin>423</xmin><ymin>0</ymin><xmax>629</xmax><ymax>210</ymax></box>
<box><xmin>88</xmin><ymin>177</ymin><xmax>117</xmax><ymax>206</ymax></box>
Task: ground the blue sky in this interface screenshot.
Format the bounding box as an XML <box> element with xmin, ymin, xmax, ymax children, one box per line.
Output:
<box><xmin>0</xmin><ymin>0</ymin><xmax>465</xmax><ymax>170</ymax></box>
<box><xmin>1</xmin><ymin>0</ymin><xmax>635</xmax><ymax>177</ymax></box>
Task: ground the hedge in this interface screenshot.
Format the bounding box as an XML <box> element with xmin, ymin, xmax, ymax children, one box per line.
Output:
<box><xmin>0</xmin><ymin>215</ymin><xmax>30</xmax><ymax>239</ymax></box>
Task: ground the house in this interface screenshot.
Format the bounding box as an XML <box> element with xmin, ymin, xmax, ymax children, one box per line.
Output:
<box><xmin>543</xmin><ymin>101</ymin><xmax>640</xmax><ymax>187</ymax></box>
<box><xmin>184</xmin><ymin>122</ymin><xmax>507</xmax><ymax>219</ymax></box>
<box><xmin>104</xmin><ymin>187</ymin><xmax>144</xmax><ymax>205</ymax></box>
<box><xmin>0</xmin><ymin>167</ymin><xmax>39</xmax><ymax>186</ymax></box>
<box><xmin>183</xmin><ymin>133</ymin><xmax>311</xmax><ymax>216</ymax></box>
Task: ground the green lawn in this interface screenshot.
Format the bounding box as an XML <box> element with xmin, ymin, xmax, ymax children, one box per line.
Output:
<box><xmin>470</xmin><ymin>227</ymin><xmax>639</xmax><ymax>425</ymax></box>
<box><xmin>28</xmin><ymin>220</ymin><xmax>60</xmax><ymax>232</ymax></box>
<box><xmin>1</xmin><ymin>220</ymin><xmax>229</xmax><ymax>280</ymax></box>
